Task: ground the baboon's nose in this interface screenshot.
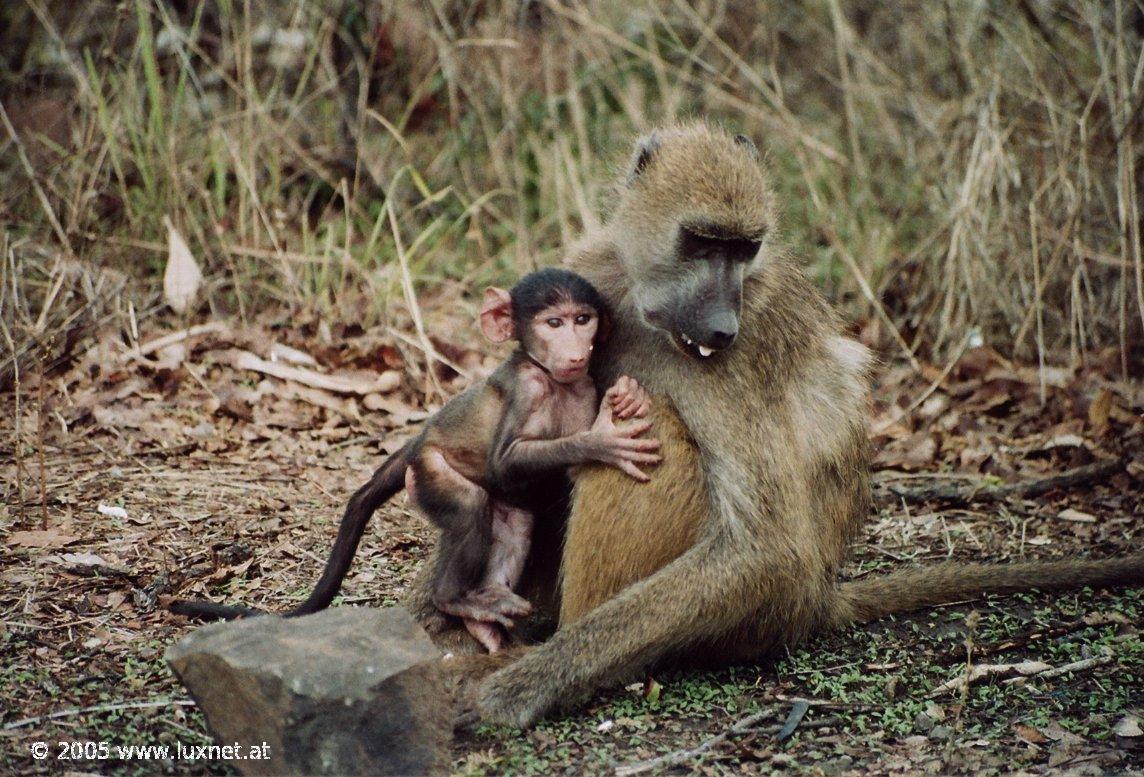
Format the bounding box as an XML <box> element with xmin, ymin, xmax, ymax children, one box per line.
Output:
<box><xmin>703</xmin><ymin>311</ymin><xmax>739</xmax><ymax>349</ymax></box>
<box><xmin>708</xmin><ymin>328</ymin><xmax>737</xmax><ymax>349</ymax></box>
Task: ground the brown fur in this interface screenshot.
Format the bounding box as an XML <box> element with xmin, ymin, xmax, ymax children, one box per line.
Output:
<box><xmin>410</xmin><ymin>121</ymin><xmax>1144</xmax><ymax>727</ymax></box>
<box><xmin>560</xmin><ymin>403</ymin><xmax>704</xmax><ymax>624</ymax></box>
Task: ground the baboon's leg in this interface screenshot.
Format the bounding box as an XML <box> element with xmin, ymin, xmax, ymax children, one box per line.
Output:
<box><xmin>478</xmin><ymin>530</ymin><xmax>810</xmax><ymax>727</ymax></box>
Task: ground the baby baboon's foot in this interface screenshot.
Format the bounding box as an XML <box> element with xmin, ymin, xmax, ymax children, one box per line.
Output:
<box><xmin>438</xmin><ymin>587</ymin><xmax>531</xmax><ymax>627</ymax></box>
<box><xmin>473</xmin><ymin>584</ymin><xmax>533</xmax><ymax>617</ymax></box>
<box><xmin>464</xmin><ymin>618</ymin><xmax>508</xmax><ymax>653</ymax></box>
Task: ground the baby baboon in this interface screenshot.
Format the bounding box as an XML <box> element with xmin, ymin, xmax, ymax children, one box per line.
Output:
<box><xmin>171</xmin><ymin>268</ymin><xmax>659</xmax><ymax>645</ymax></box>
<box><xmin>437</xmin><ymin>122</ymin><xmax>1144</xmax><ymax>727</ymax></box>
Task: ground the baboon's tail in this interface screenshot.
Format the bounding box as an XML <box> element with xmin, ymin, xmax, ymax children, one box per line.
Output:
<box><xmin>170</xmin><ymin>441</ymin><xmax>415</xmax><ymax>621</ymax></box>
<box><xmin>828</xmin><ymin>553</ymin><xmax>1144</xmax><ymax>628</ymax></box>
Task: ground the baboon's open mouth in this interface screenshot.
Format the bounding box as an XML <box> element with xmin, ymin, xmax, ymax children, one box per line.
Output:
<box><xmin>673</xmin><ymin>331</ymin><xmax>718</xmax><ymax>359</ymax></box>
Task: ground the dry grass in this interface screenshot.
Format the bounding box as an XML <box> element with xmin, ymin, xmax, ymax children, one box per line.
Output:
<box><xmin>1</xmin><ymin>0</ymin><xmax>1142</xmax><ymax>366</ymax></box>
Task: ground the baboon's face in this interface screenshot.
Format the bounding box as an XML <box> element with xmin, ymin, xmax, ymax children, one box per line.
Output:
<box><xmin>632</xmin><ymin>226</ymin><xmax>760</xmax><ymax>359</ymax></box>
<box><xmin>617</xmin><ymin>126</ymin><xmax>773</xmax><ymax>360</ymax></box>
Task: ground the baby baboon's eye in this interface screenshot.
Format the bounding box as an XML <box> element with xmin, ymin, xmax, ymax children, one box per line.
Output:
<box><xmin>546</xmin><ymin>318</ymin><xmax>563</xmax><ymax>328</ymax></box>
<box><xmin>574</xmin><ymin>313</ymin><xmax>592</xmax><ymax>326</ymax></box>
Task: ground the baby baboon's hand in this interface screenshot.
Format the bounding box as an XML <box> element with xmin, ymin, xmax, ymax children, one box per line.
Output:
<box><xmin>605</xmin><ymin>375</ymin><xmax>651</xmax><ymax>419</ymax></box>
<box><xmin>587</xmin><ymin>399</ymin><xmax>661</xmax><ymax>481</ymax></box>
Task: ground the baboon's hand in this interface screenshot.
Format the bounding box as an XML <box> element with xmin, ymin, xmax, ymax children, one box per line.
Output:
<box><xmin>587</xmin><ymin>402</ymin><xmax>662</xmax><ymax>481</ymax></box>
<box><xmin>605</xmin><ymin>375</ymin><xmax>650</xmax><ymax>419</ymax></box>
<box><xmin>474</xmin><ymin>654</ymin><xmax>557</xmax><ymax>728</ymax></box>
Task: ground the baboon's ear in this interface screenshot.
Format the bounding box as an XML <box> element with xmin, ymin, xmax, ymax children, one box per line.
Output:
<box><xmin>733</xmin><ymin>133</ymin><xmax>759</xmax><ymax>160</ymax></box>
<box><xmin>627</xmin><ymin>132</ymin><xmax>660</xmax><ymax>185</ymax></box>
<box><xmin>479</xmin><ymin>287</ymin><xmax>514</xmax><ymax>343</ymax></box>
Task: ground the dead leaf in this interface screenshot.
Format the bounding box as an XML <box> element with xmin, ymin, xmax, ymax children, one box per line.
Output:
<box><xmin>221</xmin><ymin>349</ymin><xmax>401</xmax><ymax>395</ymax></box>
<box><xmin>1056</xmin><ymin>508</ymin><xmax>1096</xmax><ymax>523</ymax></box>
<box><xmin>1114</xmin><ymin>714</ymin><xmax>1142</xmax><ymax>738</ymax></box>
<box><xmin>8</xmin><ymin>529</ymin><xmax>79</xmax><ymax>548</ymax></box>
<box><xmin>163</xmin><ymin>217</ymin><xmax>202</xmax><ymax>314</ymax></box>
<box><xmin>1030</xmin><ymin>365</ymin><xmax>1073</xmax><ymax>389</ymax></box>
<box><xmin>97</xmin><ymin>504</ymin><xmax>129</xmax><ymax>519</ymax></box>
<box><xmin>269</xmin><ymin>342</ymin><xmax>318</xmax><ymax>366</ymax></box>
<box><xmin>1014</xmin><ymin>723</ymin><xmax>1047</xmax><ymax>745</ymax></box>
<box><xmin>1041</xmin><ymin>433</ymin><xmax>1088</xmax><ymax>450</ymax></box>
<box><xmin>54</xmin><ymin>552</ymin><xmax>110</xmax><ymax>567</ymax></box>
<box><xmin>954</xmin><ymin>346</ymin><xmax>1009</xmax><ymax>380</ymax></box>
<box><xmin>204</xmin><ymin>557</ymin><xmax>254</xmax><ymax>583</ymax></box>
<box><xmin>92</xmin><ymin>405</ymin><xmax>155</xmax><ymax>430</ymax></box>
<box><xmin>875</xmin><ymin>432</ymin><xmax>937</xmax><ymax>471</ymax></box>
<box><xmin>1088</xmin><ymin>388</ymin><xmax>1112</xmax><ymax>435</ymax></box>
<box><xmin>918</xmin><ymin>394</ymin><xmax>949</xmax><ymax>419</ymax></box>
<box><xmin>153</xmin><ymin>342</ymin><xmax>186</xmax><ymax>371</ymax></box>
<box><xmin>1039</xmin><ymin>721</ymin><xmax>1084</xmax><ymax>746</ymax></box>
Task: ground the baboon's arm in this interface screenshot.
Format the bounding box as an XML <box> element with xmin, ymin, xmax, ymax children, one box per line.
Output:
<box><xmin>473</xmin><ymin>531</ymin><xmax>770</xmax><ymax>727</ymax></box>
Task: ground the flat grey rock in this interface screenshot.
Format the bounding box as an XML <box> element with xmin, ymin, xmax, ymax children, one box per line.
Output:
<box><xmin>167</xmin><ymin>606</ymin><xmax>449</xmax><ymax>776</ymax></box>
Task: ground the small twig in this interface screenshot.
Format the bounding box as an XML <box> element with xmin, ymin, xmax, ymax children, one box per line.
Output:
<box><xmin>935</xmin><ymin>616</ymin><xmax>1095</xmax><ymax>666</ymax></box>
<box><xmin>36</xmin><ymin>344</ymin><xmax>48</xmax><ymax>529</ymax></box>
<box><xmin>820</xmin><ymin>222</ymin><xmax>922</xmax><ymax>376</ymax></box>
<box><xmin>1003</xmin><ymin>648</ymin><xmax>1114</xmax><ymax>685</ymax></box>
<box><xmin>929</xmin><ymin>660</ymin><xmax>1052</xmax><ymax>697</ymax></box>
<box><xmin>771</xmin><ymin>694</ymin><xmax>875</xmax><ymax>710</ymax></box>
<box><xmin>386</xmin><ymin>326</ymin><xmax>473</xmax><ymax>381</ymax></box>
<box><xmin>956</xmin><ymin>611</ymin><xmax>981</xmax><ymax>722</ymax></box>
<box><xmin>135</xmin><ymin>322</ymin><xmax>227</xmax><ymax>358</ymax></box>
<box><xmin>886</xmin><ymin>459</ymin><xmax>1123</xmax><ymax>506</ymax></box>
<box><xmin>873</xmin><ymin>333</ymin><xmax>971</xmax><ymax>434</ymax></box>
<box><xmin>615</xmin><ymin>711</ymin><xmax>844</xmax><ymax>775</ymax></box>
<box><xmin>220</xmin><ymin>348</ymin><xmax>400</xmax><ymax>395</ymax></box>
<box><xmin>929</xmin><ymin>647</ymin><xmax>1113</xmax><ymax>697</ymax></box>
<box><xmin>614</xmin><ymin>709</ymin><xmax>772</xmax><ymax>775</ymax></box>
<box><xmin>3</xmin><ymin>699</ymin><xmax>195</xmax><ymax>730</ymax></box>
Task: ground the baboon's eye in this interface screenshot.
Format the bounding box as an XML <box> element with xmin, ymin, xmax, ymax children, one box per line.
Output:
<box><xmin>574</xmin><ymin>313</ymin><xmax>592</xmax><ymax>326</ymax></box>
<box><xmin>679</xmin><ymin>225</ymin><xmax>762</xmax><ymax>263</ymax></box>
<box><xmin>729</xmin><ymin>238</ymin><xmax>763</xmax><ymax>262</ymax></box>
<box><xmin>546</xmin><ymin>318</ymin><xmax>563</xmax><ymax>328</ymax></box>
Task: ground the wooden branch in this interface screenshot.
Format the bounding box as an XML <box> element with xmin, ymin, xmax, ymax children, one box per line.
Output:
<box><xmin>614</xmin><ymin>710</ymin><xmax>773</xmax><ymax>776</ymax></box>
<box><xmin>614</xmin><ymin>709</ymin><xmax>843</xmax><ymax>775</ymax></box>
<box><xmin>885</xmin><ymin>459</ymin><xmax>1123</xmax><ymax>506</ymax></box>
<box><xmin>929</xmin><ymin>648</ymin><xmax>1113</xmax><ymax>697</ymax></box>
<box><xmin>935</xmin><ymin>616</ymin><xmax>1094</xmax><ymax>666</ymax></box>
<box><xmin>3</xmin><ymin>699</ymin><xmax>194</xmax><ymax>730</ymax></box>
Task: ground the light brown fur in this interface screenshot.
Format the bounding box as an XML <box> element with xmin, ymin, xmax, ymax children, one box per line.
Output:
<box><xmin>559</xmin><ymin>403</ymin><xmax>704</xmax><ymax>624</ymax></box>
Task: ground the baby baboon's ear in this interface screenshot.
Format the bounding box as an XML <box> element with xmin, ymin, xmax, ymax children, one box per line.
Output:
<box><xmin>733</xmin><ymin>133</ymin><xmax>759</xmax><ymax>160</ymax></box>
<box><xmin>627</xmin><ymin>132</ymin><xmax>661</xmax><ymax>185</ymax></box>
<box><xmin>479</xmin><ymin>287</ymin><xmax>514</xmax><ymax>343</ymax></box>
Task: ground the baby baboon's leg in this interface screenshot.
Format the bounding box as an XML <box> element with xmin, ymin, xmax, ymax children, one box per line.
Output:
<box><xmin>462</xmin><ymin>503</ymin><xmax>535</xmax><ymax>652</ymax></box>
<box><xmin>408</xmin><ymin>449</ymin><xmax>527</xmax><ymax>626</ymax></box>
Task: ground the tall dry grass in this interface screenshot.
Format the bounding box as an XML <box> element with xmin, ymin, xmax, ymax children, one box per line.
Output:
<box><xmin>1</xmin><ymin>0</ymin><xmax>1141</xmax><ymax>371</ymax></box>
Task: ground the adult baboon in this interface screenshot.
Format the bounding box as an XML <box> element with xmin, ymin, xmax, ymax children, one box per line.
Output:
<box><xmin>412</xmin><ymin>122</ymin><xmax>1144</xmax><ymax>727</ymax></box>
